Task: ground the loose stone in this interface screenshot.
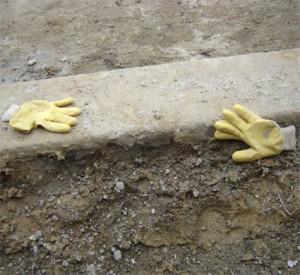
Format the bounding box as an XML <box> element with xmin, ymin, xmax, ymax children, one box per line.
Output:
<box><xmin>113</xmin><ymin>249</ymin><xmax>122</xmax><ymax>261</ymax></box>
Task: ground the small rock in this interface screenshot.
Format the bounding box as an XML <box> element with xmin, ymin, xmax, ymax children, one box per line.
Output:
<box><xmin>115</xmin><ymin>181</ymin><xmax>125</xmax><ymax>192</ymax></box>
<box><xmin>195</xmin><ymin>158</ymin><xmax>203</xmax><ymax>166</ymax></box>
<box><xmin>62</xmin><ymin>260</ymin><xmax>69</xmax><ymax>267</ymax></box>
<box><xmin>29</xmin><ymin>230</ymin><xmax>43</xmax><ymax>241</ymax></box>
<box><xmin>131</xmin><ymin>258</ymin><xmax>136</xmax><ymax>264</ymax></box>
<box><xmin>63</xmin><ymin>234</ymin><xmax>70</xmax><ymax>239</ymax></box>
<box><xmin>162</xmin><ymin>247</ymin><xmax>168</xmax><ymax>253</ymax></box>
<box><xmin>60</xmin><ymin>57</ymin><xmax>68</xmax><ymax>62</ymax></box>
<box><xmin>242</xmin><ymin>253</ymin><xmax>254</xmax><ymax>262</ymax></box>
<box><xmin>52</xmin><ymin>215</ymin><xmax>59</xmax><ymax>221</ymax></box>
<box><xmin>229</xmin><ymin>170</ymin><xmax>239</xmax><ymax>183</ymax></box>
<box><xmin>27</xmin><ymin>59</ymin><xmax>37</xmax><ymax>66</ymax></box>
<box><xmin>32</xmin><ymin>246</ymin><xmax>38</xmax><ymax>253</ymax></box>
<box><xmin>5</xmin><ymin>240</ymin><xmax>22</xmax><ymax>254</ymax></box>
<box><xmin>69</xmin><ymin>253</ymin><xmax>82</xmax><ymax>263</ymax></box>
<box><xmin>193</xmin><ymin>190</ymin><xmax>200</xmax><ymax>198</ymax></box>
<box><xmin>113</xmin><ymin>249</ymin><xmax>122</xmax><ymax>261</ymax></box>
<box><xmin>43</xmin><ymin>243</ymin><xmax>54</xmax><ymax>253</ymax></box>
<box><xmin>86</xmin><ymin>264</ymin><xmax>96</xmax><ymax>275</ymax></box>
<box><xmin>48</xmin><ymin>197</ymin><xmax>56</xmax><ymax>202</ymax></box>
<box><xmin>87</xmin><ymin>250</ymin><xmax>95</xmax><ymax>256</ymax></box>
<box><xmin>260</xmin><ymin>159</ymin><xmax>276</xmax><ymax>168</ymax></box>
<box><xmin>287</xmin><ymin>260</ymin><xmax>298</xmax><ymax>268</ymax></box>
<box><xmin>119</xmin><ymin>240</ymin><xmax>131</xmax><ymax>249</ymax></box>
<box><xmin>99</xmin><ymin>248</ymin><xmax>105</xmax><ymax>254</ymax></box>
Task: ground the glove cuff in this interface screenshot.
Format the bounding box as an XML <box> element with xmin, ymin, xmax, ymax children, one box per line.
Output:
<box><xmin>9</xmin><ymin>118</ymin><xmax>34</xmax><ymax>133</ymax></box>
<box><xmin>281</xmin><ymin>125</ymin><xmax>296</xmax><ymax>150</ymax></box>
<box><xmin>2</xmin><ymin>104</ymin><xmax>20</xmax><ymax>122</ymax></box>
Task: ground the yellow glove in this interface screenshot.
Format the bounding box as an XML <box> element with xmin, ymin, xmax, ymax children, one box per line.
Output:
<box><xmin>9</xmin><ymin>97</ymin><xmax>81</xmax><ymax>133</ymax></box>
<box><xmin>214</xmin><ymin>104</ymin><xmax>296</xmax><ymax>162</ymax></box>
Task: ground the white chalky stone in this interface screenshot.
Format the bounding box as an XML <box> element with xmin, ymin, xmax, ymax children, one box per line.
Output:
<box><xmin>113</xmin><ymin>250</ymin><xmax>122</xmax><ymax>261</ymax></box>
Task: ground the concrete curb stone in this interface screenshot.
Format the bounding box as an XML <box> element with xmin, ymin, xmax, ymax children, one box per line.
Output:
<box><xmin>0</xmin><ymin>49</ymin><xmax>299</xmax><ymax>164</ymax></box>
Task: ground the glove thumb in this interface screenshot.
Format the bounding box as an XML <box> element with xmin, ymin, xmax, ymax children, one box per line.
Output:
<box><xmin>232</xmin><ymin>148</ymin><xmax>261</xmax><ymax>162</ymax></box>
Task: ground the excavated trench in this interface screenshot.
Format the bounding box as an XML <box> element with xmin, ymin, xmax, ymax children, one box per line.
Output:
<box><xmin>1</xmin><ymin>134</ymin><xmax>299</xmax><ymax>274</ymax></box>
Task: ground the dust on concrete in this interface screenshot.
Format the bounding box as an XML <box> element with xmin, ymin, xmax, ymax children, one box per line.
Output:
<box><xmin>0</xmin><ymin>0</ymin><xmax>299</xmax><ymax>84</ymax></box>
<box><xmin>0</xmin><ymin>0</ymin><xmax>300</xmax><ymax>274</ymax></box>
<box><xmin>0</xmin><ymin>139</ymin><xmax>299</xmax><ymax>274</ymax></box>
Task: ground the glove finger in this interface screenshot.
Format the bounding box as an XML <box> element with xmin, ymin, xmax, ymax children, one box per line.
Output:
<box><xmin>56</xmin><ymin>106</ymin><xmax>81</xmax><ymax>116</ymax></box>
<box><xmin>38</xmin><ymin>120</ymin><xmax>71</xmax><ymax>133</ymax></box>
<box><xmin>233</xmin><ymin>104</ymin><xmax>260</xmax><ymax>123</ymax></box>
<box><xmin>53</xmin><ymin>97</ymin><xmax>74</xmax><ymax>107</ymax></box>
<box><xmin>214</xmin><ymin>120</ymin><xmax>243</xmax><ymax>139</ymax></box>
<box><xmin>50</xmin><ymin>113</ymin><xmax>78</xmax><ymax>126</ymax></box>
<box><xmin>232</xmin><ymin>148</ymin><xmax>260</xmax><ymax>162</ymax></box>
<box><xmin>214</xmin><ymin>130</ymin><xmax>241</xmax><ymax>140</ymax></box>
<box><xmin>222</xmin><ymin>109</ymin><xmax>247</xmax><ymax>130</ymax></box>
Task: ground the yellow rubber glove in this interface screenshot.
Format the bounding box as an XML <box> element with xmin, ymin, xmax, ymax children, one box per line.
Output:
<box><xmin>9</xmin><ymin>97</ymin><xmax>81</xmax><ymax>133</ymax></box>
<box><xmin>214</xmin><ymin>104</ymin><xmax>296</xmax><ymax>162</ymax></box>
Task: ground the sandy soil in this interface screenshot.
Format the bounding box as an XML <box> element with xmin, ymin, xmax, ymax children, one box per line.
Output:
<box><xmin>0</xmin><ymin>0</ymin><xmax>299</xmax><ymax>274</ymax></box>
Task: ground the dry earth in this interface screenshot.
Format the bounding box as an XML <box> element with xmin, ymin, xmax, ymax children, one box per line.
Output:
<box><xmin>0</xmin><ymin>0</ymin><xmax>299</xmax><ymax>274</ymax></box>
<box><xmin>1</xmin><ymin>139</ymin><xmax>300</xmax><ymax>274</ymax></box>
<box><xmin>0</xmin><ymin>0</ymin><xmax>299</xmax><ymax>84</ymax></box>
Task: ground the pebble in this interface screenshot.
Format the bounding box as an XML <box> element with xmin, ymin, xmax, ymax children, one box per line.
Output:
<box><xmin>242</xmin><ymin>253</ymin><xmax>254</xmax><ymax>262</ymax></box>
<box><xmin>52</xmin><ymin>215</ymin><xmax>59</xmax><ymax>221</ymax></box>
<box><xmin>48</xmin><ymin>197</ymin><xmax>56</xmax><ymax>202</ymax></box>
<box><xmin>29</xmin><ymin>231</ymin><xmax>43</xmax><ymax>241</ymax></box>
<box><xmin>60</xmin><ymin>57</ymin><xmax>68</xmax><ymax>62</ymax></box>
<box><xmin>62</xmin><ymin>260</ymin><xmax>69</xmax><ymax>267</ymax></box>
<box><xmin>99</xmin><ymin>248</ymin><xmax>105</xmax><ymax>254</ymax></box>
<box><xmin>131</xmin><ymin>258</ymin><xmax>136</xmax><ymax>264</ymax></box>
<box><xmin>86</xmin><ymin>264</ymin><xmax>96</xmax><ymax>275</ymax></box>
<box><xmin>113</xmin><ymin>249</ymin><xmax>122</xmax><ymax>261</ymax></box>
<box><xmin>193</xmin><ymin>190</ymin><xmax>200</xmax><ymax>197</ymax></box>
<box><xmin>27</xmin><ymin>59</ymin><xmax>37</xmax><ymax>66</ymax></box>
<box><xmin>229</xmin><ymin>170</ymin><xmax>239</xmax><ymax>183</ymax></box>
<box><xmin>33</xmin><ymin>246</ymin><xmax>38</xmax><ymax>253</ymax></box>
<box><xmin>115</xmin><ymin>181</ymin><xmax>125</xmax><ymax>192</ymax></box>
<box><xmin>43</xmin><ymin>243</ymin><xmax>53</xmax><ymax>252</ymax></box>
<box><xmin>87</xmin><ymin>250</ymin><xmax>95</xmax><ymax>256</ymax></box>
<box><xmin>88</xmin><ymin>237</ymin><xmax>94</xmax><ymax>243</ymax></box>
<box><xmin>287</xmin><ymin>260</ymin><xmax>298</xmax><ymax>268</ymax></box>
<box><xmin>195</xmin><ymin>158</ymin><xmax>203</xmax><ymax>166</ymax></box>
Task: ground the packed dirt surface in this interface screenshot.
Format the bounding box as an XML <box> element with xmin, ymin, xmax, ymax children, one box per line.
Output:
<box><xmin>0</xmin><ymin>0</ymin><xmax>299</xmax><ymax>84</ymax></box>
<box><xmin>0</xmin><ymin>0</ymin><xmax>300</xmax><ymax>274</ymax></box>
<box><xmin>1</xmin><ymin>138</ymin><xmax>300</xmax><ymax>274</ymax></box>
